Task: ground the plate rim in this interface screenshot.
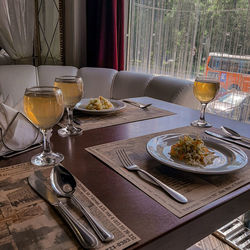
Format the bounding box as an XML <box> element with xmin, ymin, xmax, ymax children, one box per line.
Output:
<box><xmin>146</xmin><ymin>133</ymin><xmax>248</xmax><ymax>175</ymax></box>
<box><xmin>75</xmin><ymin>98</ymin><xmax>126</xmax><ymax>114</ymax></box>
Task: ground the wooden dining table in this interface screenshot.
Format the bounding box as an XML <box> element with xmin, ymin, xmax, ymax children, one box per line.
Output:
<box><xmin>1</xmin><ymin>97</ymin><xmax>250</xmax><ymax>250</ymax></box>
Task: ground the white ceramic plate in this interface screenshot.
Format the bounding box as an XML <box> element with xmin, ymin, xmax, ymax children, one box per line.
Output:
<box><xmin>146</xmin><ymin>133</ymin><xmax>248</xmax><ymax>175</ymax></box>
<box><xmin>75</xmin><ymin>99</ymin><xmax>126</xmax><ymax>115</ymax></box>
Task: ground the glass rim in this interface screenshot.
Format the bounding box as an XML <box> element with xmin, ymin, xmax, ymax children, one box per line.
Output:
<box><xmin>25</xmin><ymin>86</ymin><xmax>62</xmax><ymax>93</ymax></box>
<box><xmin>195</xmin><ymin>74</ymin><xmax>220</xmax><ymax>82</ymax></box>
<box><xmin>55</xmin><ymin>75</ymin><xmax>82</xmax><ymax>82</ymax></box>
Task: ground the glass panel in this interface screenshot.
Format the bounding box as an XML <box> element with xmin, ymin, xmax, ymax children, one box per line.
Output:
<box><xmin>37</xmin><ymin>0</ymin><xmax>63</xmax><ymax>65</ymax></box>
<box><xmin>126</xmin><ymin>0</ymin><xmax>250</xmax><ymax>123</ymax></box>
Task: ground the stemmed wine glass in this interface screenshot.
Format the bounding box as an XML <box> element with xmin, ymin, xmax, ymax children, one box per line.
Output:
<box><xmin>191</xmin><ymin>74</ymin><xmax>220</xmax><ymax>128</ymax></box>
<box><xmin>54</xmin><ymin>76</ymin><xmax>83</xmax><ymax>137</ymax></box>
<box><xmin>23</xmin><ymin>86</ymin><xmax>64</xmax><ymax>166</ymax></box>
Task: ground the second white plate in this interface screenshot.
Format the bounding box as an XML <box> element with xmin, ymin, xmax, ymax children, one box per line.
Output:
<box><xmin>146</xmin><ymin>133</ymin><xmax>248</xmax><ymax>175</ymax></box>
<box><xmin>75</xmin><ymin>99</ymin><xmax>126</xmax><ymax>115</ymax></box>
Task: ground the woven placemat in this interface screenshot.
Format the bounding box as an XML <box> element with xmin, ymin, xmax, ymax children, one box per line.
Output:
<box><xmin>0</xmin><ymin>163</ymin><xmax>140</xmax><ymax>249</ymax></box>
<box><xmin>60</xmin><ymin>102</ymin><xmax>174</xmax><ymax>131</ymax></box>
<box><xmin>86</xmin><ymin>126</ymin><xmax>250</xmax><ymax>218</ymax></box>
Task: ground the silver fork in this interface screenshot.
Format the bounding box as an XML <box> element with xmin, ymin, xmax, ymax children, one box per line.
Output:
<box><xmin>123</xmin><ymin>100</ymin><xmax>152</xmax><ymax>109</ymax></box>
<box><xmin>116</xmin><ymin>149</ymin><xmax>188</xmax><ymax>204</ymax></box>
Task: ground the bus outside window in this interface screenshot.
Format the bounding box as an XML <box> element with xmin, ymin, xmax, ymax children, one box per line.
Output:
<box><xmin>205</xmin><ymin>53</ymin><xmax>250</xmax><ymax>93</ymax></box>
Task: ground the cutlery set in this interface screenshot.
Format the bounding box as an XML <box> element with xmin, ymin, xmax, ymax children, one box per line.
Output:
<box><xmin>205</xmin><ymin>128</ymin><xmax>250</xmax><ymax>149</ymax></box>
<box><xmin>50</xmin><ymin>165</ymin><xmax>114</xmax><ymax>242</ymax></box>
<box><xmin>116</xmin><ymin>148</ymin><xmax>188</xmax><ymax>204</ymax></box>
<box><xmin>28</xmin><ymin>173</ymin><xmax>98</xmax><ymax>249</ymax></box>
<box><xmin>28</xmin><ymin>165</ymin><xmax>114</xmax><ymax>249</ymax></box>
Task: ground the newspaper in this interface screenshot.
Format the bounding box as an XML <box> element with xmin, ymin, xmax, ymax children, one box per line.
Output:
<box><xmin>86</xmin><ymin>126</ymin><xmax>250</xmax><ymax>218</ymax></box>
<box><xmin>0</xmin><ymin>162</ymin><xmax>140</xmax><ymax>249</ymax></box>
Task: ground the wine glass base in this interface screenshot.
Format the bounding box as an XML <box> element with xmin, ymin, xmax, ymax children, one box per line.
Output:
<box><xmin>31</xmin><ymin>152</ymin><xmax>64</xmax><ymax>167</ymax></box>
<box><xmin>191</xmin><ymin>120</ymin><xmax>212</xmax><ymax>128</ymax></box>
<box><xmin>58</xmin><ymin>126</ymin><xmax>83</xmax><ymax>137</ymax></box>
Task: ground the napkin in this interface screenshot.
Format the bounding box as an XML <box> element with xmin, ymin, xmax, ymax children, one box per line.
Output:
<box><xmin>0</xmin><ymin>94</ymin><xmax>23</xmax><ymax>112</ymax></box>
<box><xmin>0</xmin><ymin>103</ymin><xmax>42</xmax><ymax>156</ymax></box>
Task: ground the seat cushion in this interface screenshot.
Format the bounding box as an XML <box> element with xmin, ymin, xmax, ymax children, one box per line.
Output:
<box><xmin>0</xmin><ymin>65</ymin><xmax>38</xmax><ymax>110</ymax></box>
<box><xmin>78</xmin><ymin>67</ymin><xmax>117</xmax><ymax>98</ymax></box>
<box><xmin>38</xmin><ymin>65</ymin><xmax>78</xmax><ymax>86</ymax></box>
<box><xmin>111</xmin><ymin>71</ymin><xmax>153</xmax><ymax>99</ymax></box>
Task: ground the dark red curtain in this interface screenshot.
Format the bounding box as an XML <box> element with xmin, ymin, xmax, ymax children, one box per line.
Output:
<box><xmin>86</xmin><ymin>0</ymin><xmax>124</xmax><ymax>70</ymax></box>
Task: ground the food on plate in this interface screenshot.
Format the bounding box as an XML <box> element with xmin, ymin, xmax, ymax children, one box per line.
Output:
<box><xmin>170</xmin><ymin>135</ymin><xmax>216</xmax><ymax>166</ymax></box>
<box><xmin>85</xmin><ymin>96</ymin><xmax>114</xmax><ymax>110</ymax></box>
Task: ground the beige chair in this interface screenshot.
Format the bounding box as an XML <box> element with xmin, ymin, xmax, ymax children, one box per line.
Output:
<box><xmin>78</xmin><ymin>67</ymin><xmax>117</xmax><ymax>98</ymax></box>
<box><xmin>145</xmin><ymin>75</ymin><xmax>199</xmax><ymax>109</ymax></box>
<box><xmin>38</xmin><ymin>65</ymin><xmax>78</xmax><ymax>86</ymax></box>
<box><xmin>111</xmin><ymin>71</ymin><xmax>153</xmax><ymax>100</ymax></box>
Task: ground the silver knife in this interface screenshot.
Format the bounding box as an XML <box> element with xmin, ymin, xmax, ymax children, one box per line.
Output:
<box><xmin>123</xmin><ymin>99</ymin><xmax>140</xmax><ymax>107</ymax></box>
<box><xmin>205</xmin><ymin>130</ymin><xmax>250</xmax><ymax>149</ymax></box>
<box><xmin>123</xmin><ymin>99</ymin><xmax>152</xmax><ymax>109</ymax></box>
<box><xmin>28</xmin><ymin>173</ymin><xmax>98</xmax><ymax>249</ymax></box>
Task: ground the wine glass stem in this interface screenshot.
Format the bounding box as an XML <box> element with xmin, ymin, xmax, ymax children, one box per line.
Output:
<box><xmin>66</xmin><ymin>107</ymin><xmax>74</xmax><ymax>129</ymax></box>
<box><xmin>200</xmin><ymin>103</ymin><xmax>207</xmax><ymax>122</ymax></box>
<box><xmin>41</xmin><ymin>129</ymin><xmax>51</xmax><ymax>154</ymax></box>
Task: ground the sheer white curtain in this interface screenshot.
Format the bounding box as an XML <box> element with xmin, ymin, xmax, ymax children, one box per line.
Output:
<box><xmin>64</xmin><ymin>0</ymin><xmax>86</xmax><ymax>67</ymax></box>
<box><xmin>0</xmin><ymin>0</ymin><xmax>34</xmax><ymax>64</ymax></box>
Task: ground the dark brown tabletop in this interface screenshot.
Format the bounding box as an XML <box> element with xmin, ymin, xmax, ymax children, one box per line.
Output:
<box><xmin>1</xmin><ymin>97</ymin><xmax>250</xmax><ymax>250</ymax></box>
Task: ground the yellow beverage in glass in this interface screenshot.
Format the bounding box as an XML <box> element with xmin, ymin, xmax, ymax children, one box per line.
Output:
<box><xmin>54</xmin><ymin>81</ymin><xmax>83</xmax><ymax>107</ymax></box>
<box><xmin>24</xmin><ymin>90</ymin><xmax>64</xmax><ymax>129</ymax></box>
<box><xmin>23</xmin><ymin>86</ymin><xmax>64</xmax><ymax>166</ymax></box>
<box><xmin>193</xmin><ymin>80</ymin><xmax>220</xmax><ymax>104</ymax></box>
<box><xmin>54</xmin><ymin>76</ymin><xmax>84</xmax><ymax>137</ymax></box>
<box><xmin>191</xmin><ymin>75</ymin><xmax>220</xmax><ymax>128</ymax></box>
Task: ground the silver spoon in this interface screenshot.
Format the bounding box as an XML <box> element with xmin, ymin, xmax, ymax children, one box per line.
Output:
<box><xmin>221</xmin><ymin>126</ymin><xmax>250</xmax><ymax>144</ymax></box>
<box><xmin>50</xmin><ymin>164</ymin><xmax>114</xmax><ymax>242</ymax></box>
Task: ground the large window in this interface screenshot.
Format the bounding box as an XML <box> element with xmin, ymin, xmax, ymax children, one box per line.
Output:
<box><xmin>126</xmin><ymin>0</ymin><xmax>250</xmax><ymax>123</ymax></box>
